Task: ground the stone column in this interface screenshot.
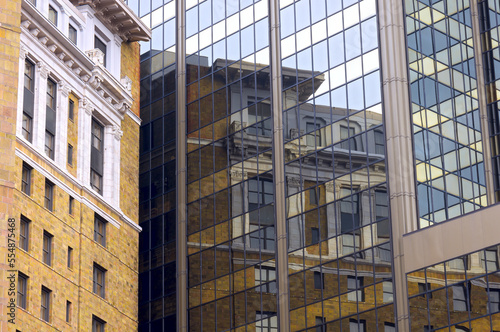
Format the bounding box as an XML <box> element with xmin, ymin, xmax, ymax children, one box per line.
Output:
<box><xmin>230</xmin><ymin>169</ymin><xmax>247</xmax><ymax>247</ymax></box>
<box><xmin>33</xmin><ymin>61</ymin><xmax>49</xmax><ymax>152</ymax></box>
<box><xmin>325</xmin><ymin>181</ymin><xmax>339</xmax><ymax>259</ymax></box>
<box><xmin>286</xmin><ymin>175</ymin><xmax>303</xmax><ymax>250</ymax></box>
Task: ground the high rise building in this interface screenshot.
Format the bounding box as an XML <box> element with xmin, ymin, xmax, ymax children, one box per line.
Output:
<box><xmin>133</xmin><ymin>0</ymin><xmax>500</xmax><ymax>331</ymax></box>
<box><xmin>0</xmin><ymin>0</ymin><xmax>150</xmax><ymax>330</ymax></box>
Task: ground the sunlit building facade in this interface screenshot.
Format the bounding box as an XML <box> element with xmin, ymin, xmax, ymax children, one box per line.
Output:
<box><xmin>133</xmin><ymin>0</ymin><xmax>500</xmax><ymax>331</ymax></box>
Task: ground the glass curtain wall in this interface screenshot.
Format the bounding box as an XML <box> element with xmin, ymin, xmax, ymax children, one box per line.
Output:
<box><xmin>405</xmin><ymin>0</ymin><xmax>487</xmax><ymax>228</ymax></box>
<box><xmin>185</xmin><ymin>0</ymin><xmax>277</xmax><ymax>330</ymax></box>
<box><xmin>279</xmin><ymin>0</ymin><xmax>394</xmax><ymax>330</ymax></box>
<box><xmin>129</xmin><ymin>0</ymin><xmax>178</xmax><ymax>330</ymax></box>
<box><xmin>479</xmin><ymin>0</ymin><xmax>500</xmax><ymax>202</ymax></box>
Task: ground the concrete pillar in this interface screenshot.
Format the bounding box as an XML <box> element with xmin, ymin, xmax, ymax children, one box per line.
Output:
<box><xmin>377</xmin><ymin>0</ymin><xmax>418</xmax><ymax>329</ymax></box>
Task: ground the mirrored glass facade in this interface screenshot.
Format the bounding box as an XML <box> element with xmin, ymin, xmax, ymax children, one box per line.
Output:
<box><xmin>132</xmin><ymin>0</ymin><xmax>500</xmax><ymax>330</ymax></box>
<box><xmin>405</xmin><ymin>0</ymin><xmax>487</xmax><ymax>228</ymax></box>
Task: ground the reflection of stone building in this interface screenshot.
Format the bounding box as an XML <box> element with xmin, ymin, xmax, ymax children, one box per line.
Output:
<box><xmin>135</xmin><ymin>0</ymin><xmax>500</xmax><ymax>331</ymax></box>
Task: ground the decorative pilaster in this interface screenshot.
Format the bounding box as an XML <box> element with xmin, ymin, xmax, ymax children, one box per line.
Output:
<box><xmin>77</xmin><ymin>98</ymin><xmax>93</xmax><ymax>185</ymax></box>
<box><xmin>16</xmin><ymin>46</ymin><xmax>28</xmax><ymax>138</ymax></box>
<box><xmin>55</xmin><ymin>81</ymin><xmax>71</xmax><ymax>167</ymax></box>
<box><xmin>33</xmin><ymin>61</ymin><xmax>49</xmax><ymax>151</ymax></box>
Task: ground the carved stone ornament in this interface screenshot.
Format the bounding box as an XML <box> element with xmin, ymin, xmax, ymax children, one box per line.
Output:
<box><xmin>230</xmin><ymin>169</ymin><xmax>247</xmax><ymax>181</ymax></box>
<box><xmin>325</xmin><ymin>181</ymin><xmax>335</xmax><ymax>193</ymax></box>
<box><xmin>58</xmin><ymin>80</ymin><xmax>71</xmax><ymax>97</ymax></box>
<box><xmin>82</xmin><ymin>98</ymin><xmax>93</xmax><ymax>115</ymax></box>
<box><xmin>286</xmin><ymin>175</ymin><xmax>302</xmax><ymax>188</ymax></box>
<box><xmin>112</xmin><ymin>125</ymin><xmax>123</xmax><ymax>141</ymax></box>
<box><xmin>121</xmin><ymin>76</ymin><xmax>132</xmax><ymax>92</ymax></box>
<box><xmin>19</xmin><ymin>45</ymin><xmax>28</xmax><ymax>60</ymax></box>
<box><xmin>36</xmin><ymin>61</ymin><xmax>49</xmax><ymax>79</ymax></box>
<box><xmin>86</xmin><ymin>48</ymin><xmax>105</xmax><ymax>67</ymax></box>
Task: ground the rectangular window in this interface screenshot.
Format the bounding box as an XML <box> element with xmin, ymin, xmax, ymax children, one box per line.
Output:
<box><xmin>46</xmin><ymin>79</ymin><xmax>56</xmax><ymax>110</ymax></box>
<box><xmin>340</xmin><ymin>125</ymin><xmax>357</xmax><ymax>150</ymax></box>
<box><xmin>306</xmin><ymin>122</ymin><xmax>321</xmax><ymax>147</ymax></box>
<box><xmin>68</xmin><ymin>144</ymin><xmax>73</xmax><ymax>165</ymax></box>
<box><xmin>347</xmin><ymin>276</ymin><xmax>364</xmax><ymax>302</ymax></box>
<box><xmin>247</xmin><ymin>99</ymin><xmax>272</xmax><ymax>136</ymax></box>
<box><xmin>315</xmin><ymin>316</ymin><xmax>325</xmax><ymax>332</ymax></box>
<box><xmin>43</xmin><ymin>231</ymin><xmax>53</xmax><ymax>266</ymax></box>
<box><xmin>94</xmin><ymin>36</ymin><xmax>107</xmax><ymax>67</ymax></box>
<box><xmin>17</xmin><ymin>273</ymin><xmax>28</xmax><ymax>309</ymax></box>
<box><xmin>254</xmin><ymin>266</ymin><xmax>276</xmax><ymax>293</ymax></box>
<box><xmin>48</xmin><ymin>5</ymin><xmax>57</xmax><ymax>25</ymax></box>
<box><xmin>22</xmin><ymin>113</ymin><xmax>33</xmax><ymax>142</ymax></box>
<box><xmin>66</xmin><ymin>300</ymin><xmax>72</xmax><ymax>323</ymax></box>
<box><xmin>383</xmin><ymin>281</ymin><xmax>393</xmax><ymax>303</ymax></box>
<box><xmin>375</xmin><ymin>130</ymin><xmax>385</xmax><ymax>154</ymax></box>
<box><xmin>92</xmin><ymin>315</ymin><xmax>106</xmax><ymax>332</ymax></box>
<box><xmin>248</xmin><ymin>178</ymin><xmax>275</xmax><ymax>250</ymax></box>
<box><xmin>384</xmin><ymin>323</ymin><xmax>396</xmax><ymax>332</ymax></box>
<box><xmin>23</xmin><ymin>59</ymin><xmax>35</xmax><ymax>142</ymax></box>
<box><xmin>45</xmin><ymin>131</ymin><xmax>55</xmax><ymax>159</ymax></box>
<box><xmin>94</xmin><ymin>214</ymin><xmax>106</xmax><ymax>247</ymax></box>
<box><xmin>255</xmin><ymin>312</ymin><xmax>277</xmax><ymax>332</ymax></box>
<box><xmin>309</xmin><ymin>187</ymin><xmax>319</xmax><ymax>205</ymax></box>
<box><xmin>68</xmin><ymin>25</ymin><xmax>77</xmax><ymax>44</ymax></box>
<box><xmin>453</xmin><ymin>283</ymin><xmax>469</xmax><ymax>311</ymax></box>
<box><xmin>449</xmin><ymin>256</ymin><xmax>468</xmax><ymax>270</ymax></box>
<box><xmin>67</xmin><ymin>246</ymin><xmax>73</xmax><ymax>269</ymax></box>
<box><xmin>44</xmin><ymin>180</ymin><xmax>54</xmax><ymax>211</ymax></box>
<box><xmin>314</xmin><ymin>271</ymin><xmax>324</xmax><ymax>289</ymax></box>
<box><xmin>41</xmin><ymin>286</ymin><xmax>51</xmax><ymax>322</ymax></box>
<box><xmin>349</xmin><ymin>319</ymin><xmax>366</xmax><ymax>332</ymax></box>
<box><xmin>68</xmin><ymin>99</ymin><xmax>74</xmax><ymax>121</ymax></box>
<box><xmin>483</xmin><ymin>248</ymin><xmax>499</xmax><ymax>272</ymax></box>
<box><xmin>91</xmin><ymin>118</ymin><xmax>104</xmax><ymax>194</ymax></box>
<box><xmin>488</xmin><ymin>289</ymin><xmax>500</xmax><ymax>314</ymax></box>
<box><xmin>343</xmin><ymin>234</ymin><xmax>361</xmax><ymax>256</ymax></box>
<box><xmin>418</xmin><ymin>283</ymin><xmax>432</xmax><ymax>298</ymax></box>
<box><xmin>21</xmin><ymin>163</ymin><xmax>31</xmax><ymax>195</ymax></box>
<box><xmin>93</xmin><ymin>263</ymin><xmax>106</xmax><ymax>298</ymax></box>
<box><xmin>69</xmin><ymin>196</ymin><xmax>74</xmax><ymax>215</ymax></box>
<box><xmin>20</xmin><ymin>216</ymin><xmax>30</xmax><ymax>251</ymax></box>
<box><xmin>378</xmin><ymin>243</ymin><xmax>391</xmax><ymax>262</ymax></box>
<box><xmin>311</xmin><ymin>227</ymin><xmax>319</xmax><ymax>245</ymax></box>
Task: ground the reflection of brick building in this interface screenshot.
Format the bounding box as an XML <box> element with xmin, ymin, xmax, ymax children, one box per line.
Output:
<box><xmin>135</xmin><ymin>0</ymin><xmax>500</xmax><ymax>331</ymax></box>
<box><xmin>1</xmin><ymin>0</ymin><xmax>150</xmax><ymax>330</ymax></box>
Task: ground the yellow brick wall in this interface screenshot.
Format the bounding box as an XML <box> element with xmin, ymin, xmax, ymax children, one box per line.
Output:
<box><xmin>0</xmin><ymin>0</ymin><xmax>21</xmax><ymax>330</ymax></box>
<box><xmin>13</xmin><ymin>40</ymin><xmax>142</xmax><ymax>331</ymax></box>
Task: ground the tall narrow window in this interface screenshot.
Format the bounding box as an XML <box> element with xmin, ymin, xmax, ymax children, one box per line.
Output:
<box><xmin>482</xmin><ymin>248</ymin><xmax>499</xmax><ymax>272</ymax></box>
<box><xmin>311</xmin><ymin>227</ymin><xmax>319</xmax><ymax>245</ymax></box>
<box><xmin>69</xmin><ymin>196</ymin><xmax>74</xmax><ymax>215</ymax></box>
<box><xmin>21</xmin><ymin>163</ymin><xmax>32</xmax><ymax>195</ymax></box>
<box><xmin>374</xmin><ymin>130</ymin><xmax>385</xmax><ymax>154</ymax></box>
<box><xmin>67</xmin><ymin>246</ymin><xmax>73</xmax><ymax>268</ymax></box>
<box><xmin>66</xmin><ymin>300</ymin><xmax>72</xmax><ymax>323</ymax></box>
<box><xmin>68</xmin><ymin>25</ymin><xmax>77</xmax><ymax>44</ymax></box>
<box><xmin>383</xmin><ymin>281</ymin><xmax>394</xmax><ymax>303</ymax></box>
<box><xmin>248</xmin><ymin>178</ymin><xmax>275</xmax><ymax>250</ymax></box>
<box><xmin>17</xmin><ymin>273</ymin><xmax>28</xmax><ymax>309</ymax></box>
<box><xmin>43</xmin><ymin>231</ymin><xmax>53</xmax><ymax>266</ymax></box>
<box><xmin>314</xmin><ymin>271</ymin><xmax>324</xmax><ymax>289</ymax></box>
<box><xmin>247</xmin><ymin>99</ymin><xmax>272</xmax><ymax>136</ymax></box>
<box><xmin>20</xmin><ymin>216</ymin><xmax>30</xmax><ymax>251</ymax></box>
<box><xmin>349</xmin><ymin>319</ymin><xmax>366</xmax><ymax>332</ymax></box>
<box><xmin>488</xmin><ymin>289</ymin><xmax>500</xmax><ymax>314</ymax></box>
<box><xmin>94</xmin><ymin>36</ymin><xmax>107</xmax><ymax>67</ymax></box>
<box><xmin>44</xmin><ymin>180</ymin><xmax>54</xmax><ymax>211</ymax></box>
<box><xmin>94</xmin><ymin>214</ymin><xmax>106</xmax><ymax>247</ymax></box>
<box><xmin>315</xmin><ymin>316</ymin><xmax>325</xmax><ymax>332</ymax></box>
<box><xmin>91</xmin><ymin>119</ymin><xmax>104</xmax><ymax>194</ymax></box>
<box><xmin>453</xmin><ymin>283</ymin><xmax>469</xmax><ymax>311</ymax></box>
<box><xmin>48</xmin><ymin>6</ymin><xmax>57</xmax><ymax>25</ymax></box>
<box><xmin>41</xmin><ymin>286</ymin><xmax>51</xmax><ymax>322</ymax></box>
<box><xmin>68</xmin><ymin>99</ymin><xmax>74</xmax><ymax>121</ymax></box>
<box><xmin>23</xmin><ymin>59</ymin><xmax>35</xmax><ymax>142</ymax></box>
<box><xmin>93</xmin><ymin>263</ymin><xmax>106</xmax><ymax>298</ymax></box>
<box><xmin>45</xmin><ymin>79</ymin><xmax>56</xmax><ymax>160</ymax></box>
<box><xmin>68</xmin><ymin>144</ymin><xmax>73</xmax><ymax>166</ymax></box>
